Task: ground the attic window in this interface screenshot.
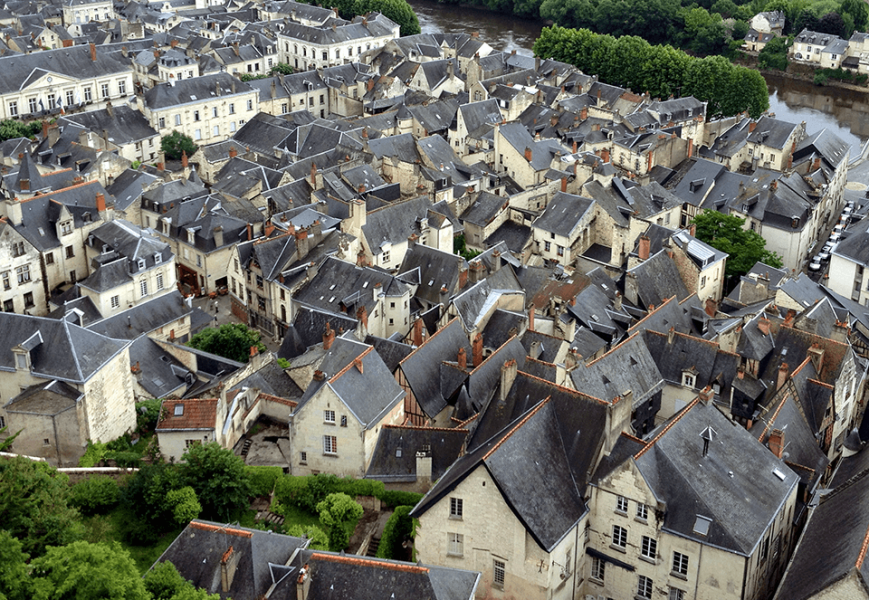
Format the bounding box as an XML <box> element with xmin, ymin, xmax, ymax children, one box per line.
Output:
<box><xmin>396</xmin><ymin>448</ymin><xmax>402</xmax><ymax>457</ymax></box>
<box><xmin>773</xmin><ymin>468</ymin><xmax>786</xmax><ymax>481</ymax></box>
<box><xmin>137</xmin><ymin>258</ymin><xmax>146</xmax><ymax>270</ymax></box>
<box><xmin>362</xmin><ymin>281</ymin><xmax>369</xmax><ymax>288</ymax></box>
<box><xmin>174</xmin><ymin>404</ymin><xmax>184</xmax><ymax>416</ymax></box>
<box><xmin>693</xmin><ymin>515</ymin><xmax>712</xmax><ymax>536</ymax></box>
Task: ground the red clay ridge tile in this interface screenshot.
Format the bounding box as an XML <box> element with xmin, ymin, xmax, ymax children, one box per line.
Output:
<box><xmin>483</xmin><ymin>396</ymin><xmax>550</xmax><ymax>461</ymax></box>
<box><xmin>635</xmin><ymin>397</ymin><xmax>699</xmax><ymax>459</ymax></box>
<box><xmin>189</xmin><ymin>521</ymin><xmax>252</xmax><ymax>538</ymax></box>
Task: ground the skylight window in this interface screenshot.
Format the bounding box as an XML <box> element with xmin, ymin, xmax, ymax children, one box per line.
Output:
<box><xmin>773</xmin><ymin>468</ymin><xmax>786</xmax><ymax>481</ymax></box>
<box><xmin>693</xmin><ymin>515</ymin><xmax>712</xmax><ymax>536</ymax></box>
<box><xmin>174</xmin><ymin>404</ymin><xmax>184</xmax><ymax>416</ymax></box>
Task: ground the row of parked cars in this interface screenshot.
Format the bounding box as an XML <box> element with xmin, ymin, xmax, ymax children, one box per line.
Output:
<box><xmin>809</xmin><ymin>201</ymin><xmax>856</xmax><ymax>271</ymax></box>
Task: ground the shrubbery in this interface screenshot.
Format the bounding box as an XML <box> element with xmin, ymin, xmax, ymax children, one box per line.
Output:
<box><xmin>273</xmin><ymin>473</ymin><xmax>423</xmax><ymax>514</ymax></box>
<box><xmin>376</xmin><ymin>505</ymin><xmax>415</xmax><ymax>559</ymax></box>
<box><xmin>246</xmin><ymin>466</ymin><xmax>284</xmax><ymax>496</ymax></box>
<box><xmin>70</xmin><ymin>476</ymin><xmax>121</xmax><ymax>516</ymax></box>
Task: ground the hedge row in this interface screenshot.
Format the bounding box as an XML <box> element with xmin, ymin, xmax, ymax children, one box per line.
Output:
<box><xmin>376</xmin><ymin>505</ymin><xmax>414</xmax><ymax>560</ymax></box>
<box><xmin>246</xmin><ymin>466</ymin><xmax>284</xmax><ymax>497</ymax></box>
<box><xmin>273</xmin><ymin>473</ymin><xmax>424</xmax><ymax>513</ymax></box>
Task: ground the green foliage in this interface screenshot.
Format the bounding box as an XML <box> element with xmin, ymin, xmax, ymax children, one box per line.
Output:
<box><xmin>354</xmin><ymin>0</ymin><xmax>420</xmax><ymax>35</ymax></box>
<box><xmin>0</xmin><ymin>425</ymin><xmax>22</xmax><ymax>452</ymax></box>
<box><xmin>533</xmin><ymin>26</ymin><xmax>769</xmax><ymax>117</ymax></box>
<box><xmin>285</xmin><ymin>524</ymin><xmax>329</xmax><ymax>549</ymax></box>
<box><xmin>691</xmin><ymin>210</ymin><xmax>783</xmax><ymax>278</ymax></box>
<box><xmin>379</xmin><ymin>490</ymin><xmax>424</xmax><ymax>509</ymax></box>
<box><xmin>274</xmin><ymin>473</ymin><xmax>385</xmax><ymax>514</ymax></box>
<box><xmin>143</xmin><ymin>562</ymin><xmax>188</xmax><ymax>600</ymax></box>
<box><xmin>131</xmin><ymin>160</ymin><xmax>142</xmax><ymax>170</ymax></box>
<box><xmin>160</xmin><ymin>131</ymin><xmax>198</xmax><ymax>161</ymax></box>
<box><xmin>317</xmin><ymin>493</ymin><xmax>363</xmax><ymax>551</ymax></box>
<box><xmin>0</xmin><ymin>457</ymin><xmax>82</xmax><ymax>557</ymax></box>
<box><xmin>376</xmin><ymin>505</ymin><xmax>414</xmax><ymax>559</ymax></box>
<box><xmin>276</xmin><ymin>357</ymin><xmax>291</xmax><ymax>369</ymax></box>
<box><xmin>813</xmin><ymin>66</ymin><xmax>866</xmax><ymax>85</ymax></box>
<box><xmin>453</xmin><ymin>234</ymin><xmax>481</xmax><ymax>260</ymax></box>
<box><xmin>0</xmin><ymin>530</ymin><xmax>32</xmax><ymax>600</ymax></box>
<box><xmin>182</xmin><ymin>443</ymin><xmax>251</xmax><ymax>521</ymax></box>
<box><xmin>29</xmin><ymin>541</ymin><xmax>149</xmax><ymax>600</ymax></box>
<box><xmin>119</xmin><ymin>462</ymin><xmax>184</xmax><ymax>544</ymax></box>
<box><xmin>0</xmin><ymin>120</ymin><xmax>41</xmax><ymax>143</ymax></box>
<box><xmin>239</xmin><ymin>73</ymin><xmax>270</xmax><ymax>82</ymax></box>
<box><xmin>79</xmin><ymin>441</ymin><xmax>108</xmax><ymax>467</ymax></box>
<box><xmin>70</xmin><ymin>477</ymin><xmax>121</xmax><ymax>516</ymax></box>
<box><xmin>137</xmin><ymin>399</ymin><xmax>164</xmax><ymax>434</ymax></box>
<box><xmin>165</xmin><ymin>487</ymin><xmax>202</xmax><ymax>525</ymax></box>
<box><xmin>270</xmin><ymin>62</ymin><xmax>294</xmax><ymax>75</ymax></box>
<box><xmin>186</xmin><ymin>323</ymin><xmax>267</xmax><ymax>363</ymax></box>
<box><xmin>758</xmin><ymin>36</ymin><xmax>789</xmax><ymax>71</ymax></box>
<box><xmin>246</xmin><ymin>466</ymin><xmax>284</xmax><ymax>497</ymax></box>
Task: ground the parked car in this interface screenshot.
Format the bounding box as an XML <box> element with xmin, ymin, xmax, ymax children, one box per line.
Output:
<box><xmin>818</xmin><ymin>248</ymin><xmax>831</xmax><ymax>261</ymax></box>
<box><xmin>809</xmin><ymin>258</ymin><xmax>822</xmax><ymax>271</ymax></box>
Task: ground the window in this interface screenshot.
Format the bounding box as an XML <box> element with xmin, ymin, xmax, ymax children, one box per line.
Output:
<box><xmin>229</xmin><ymin>103</ymin><xmax>235</xmax><ymax>114</ymax></box>
<box><xmin>193</xmin><ymin>110</ymin><xmax>200</xmax><ymax>121</ymax></box>
<box><xmin>118</xmin><ymin>80</ymin><xmax>126</xmax><ymax>95</ymax></box>
<box><xmin>101</xmin><ymin>83</ymin><xmax>110</xmax><ymax>98</ymax></box>
<box><xmin>612</xmin><ymin>525</ymin><xmax>627</xmax><ymax>549</ymax></box>
<box><xmin>16</xmin><ymin>353</ymin><xmax>26</xmax><ymax>369</ymax></box>
<box><xmin>16</xmin><ymin>265</ymin><xmax>30</xmax><ymax>284</ymax></box>
<box><xmin>175</xmin><ymin>114</ymin><xmax>181</xmax><ymax>126</ymax></box>
<box><xmin>84</xmin><ymin>87</ymin><xmax>92</xmax><ymax>102</ymax></box>
<box><xmin>300</xmin><ymin>451</ymin><xmax>307</xmax><ymax>463</ymax></box>
<box><xmin>544</xmin><ymin>241</ymin><xmax>551</xmax><ymax>252</ymax></box>
<box><xmin>557</xmin><ymin>245</ymin><xmax>564</xmax><ymax>257</ymax></box>
<box><xmin>637</xmin><ymin>575</ymin><xmax>653</xmax><ymax>599</ymax></box>
<box><xmin>3</xmin><ymin>299</ymin><xmax>12</xmax><ymax>312</ymax></box>
<box><xmin>230</xmin><ymin>121</ymin><xmax>236</xmax><ymax>132</ymax></box>
<box><xmin>2</xmin><ymin>272</ymin><xmax>9</xmax><ymax>290</ymax></box>
<box><xmin>140</xmin><ymin>279</ymin><xmax>148</xmax><ymax>297</ymax></box>
<box><xmin>212</xmin><ymin>107</ymin><xmax>218</xmax><ymax>118</ymax></box>
<box><xmin>45</xmin><ymin>252</ymin><xmax>54</xmax><ymax>265</ymax></box>
<box><xmin>382</xmin><ymin>250</ymin><xmax>390</xmax><ymax>264</ymax></box>
<box><xmin>672</xmin><ymin>551</ymin><xmax>689</xmax><ymax>576</ymax></box>
<box><xmin>185</xmin><ymin>439</ymin><xmax>202</xmax><ymax>448</ymax></box>
<box><xmin>636</xmin><ymin>503</ymin><xmax>648</xmax><ymax>520</ymax></box>
<box><xmin>669</xmin><ymin>588</ymin><xmax>685</xmax><ymax>600</ymax></box>
<box><xmin>28</xmin><ymin>98</ymin><xmax>37</xmax><ymax>113</ymax></box>
<box><xmin>590</xmin><ymin>556</ymin><xmax>605</xmax><ymax>582</ymax></box>
<box><xmin>156</xmin><ymin>272</ymin><xmax>164</xmax><ymax>290</ymax></box>
<box><xmin>448</xmin><ymin>532</ymin><xmax>463</xmax><ymax>556</ymax></box>
<box><xmin>324</xmin><ymin>409</ymin><xmax>335</xmax><ymax>423</ymax></box>
<box><xmin>61</xmin><ymin>221</ymin><xmax>72</xmax><ymax>235</ymax></box>
<box><xmin>641</xmin><ymin>536</ymin><xmax>657</xmax><ymax>560</ymax></box>
<box><xmin>23</xmin><ymin>292</ymin><xmax>33</xmax><ymax>308</ymax></box>
<box><xmin>111</xmin><ymin>295</ymin><xmax>120</xmax><ymax>309</ymax></box>
<box><xmin>323</xmin><ymin>435</ymin><xmax>337</xmax><ymax>454</ymax></box>
<box><xmin>450</xmin><ymin>497</ymin><xmax>463</xmax><ymax>519</ymax></box>
<box><xmin>493</xmin><ymin>560</ymin><xmax>505</xmax><ymax>588</ymax></box>
<box><xmin>320</xmin><ymin>94</ymin><xmax>325</xmax><ymax>105</ymax></box>
<box><xmin>247</xmin><ymin>99</ymin><xmax>253</xmax><ymax>111</ymax></box>
<box><xmin>65</xmin><ymin>245</ymin><xmax>74</xmax><ymax>259</ymax></box>
<box><xmin>8</xmin><ymin>101</ymin><xmax>17</xmax><ymax>117</ymax></box>
<box><xmin>44</xmin><ymin>438</ymin><xmax>50</xmax><ymax>446</ymax></box>
<box><xmin>340</xmin><ymin>415</ymin><xmax>347</xmax><ymax>427</ymax></box>
<box><xmin>700</xmin><ymin>275</ymin><xmax>707</xmax><ymax>288</ymax></box>
<box><xmin>213</xmin><ymin>125</ymin><xmax>219</xmax><ymax>137</ymax></box>
<box><xmin>682</xmin><ymin>372</ymin><xmax>695</xmax><ymax>388</ymax></box>
<box><xmin>0</xmin><ymin>416</ymin><xmax>5</xmax><ymax>428</ymax></box>
<box><xmin>194</xmin><ymin>129</ymin><xmax>201</xmax><ymax>141</ymax></box>
<box><xmin>159</xmin><ymin>116</ymin><xmax>165</xmax><ymax>129</ymax></box>
<box><xmin>48</xmin><ymin>94</ymin><xmax>56</xmax><ymax>110</ymax></box>
<box><xmin>12</xmin><ymin>242</ymin><xmax>25</xmax><ymax>257</ymax></box>
<box><xmin>281</xmin><ymin>102</ymin><xmax>288</xmax><ymax>114</ymax></box>
<box><xmin>616</xmin><ymin>495</ymin><xmax>628</xmax><ymax>514</ymax></box>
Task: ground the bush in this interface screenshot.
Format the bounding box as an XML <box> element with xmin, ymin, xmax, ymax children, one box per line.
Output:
<box><xmin>79</xmin><ymin>441</ymin><xmax>108</xmax><ymax>467</ymax></box>
<box><xmin>285</xmin><ymin>524</ymin><xmax>329</xmax><ymax>549</ymax></box>
<box><xmin>376</xmin><ymin>505</ymin><xmax>414</xmax><ymax>559</ymax></box>
<box><xmin>70</xmin><ymin>477</ymin><xmax>121</xmax><ymax>516</ymax></box>
<box><xmin>379</xmin><ymin>490</ymin><xmax>423</xmax><ymax>509</ymax></box>
<box><xmin>136</xmin><ymin>399</ymin><xmax>163</xmax><ymax>434</ymax></box>
<box><xmin>317</xmin><ymin>493</ymin><xmax>363</xmax><ymax>551</ymax></box>
<box><xmin>274</xmin><ymin>474</ymin><xmax>387</xmax><ymax>513</ymax></box>
<box><xmin>160</xmin><ymin>130</ymin><xmax>197</xmax><ymax>161</ymax></box>
<box><xmin>165</xmin><ymin>486</ymin><xmax>202</xmax><ymax>525</ymax></box>
<box><xmin>246</xmin><ymin>466</ymin><xmax>284</xmax><ymax>497</ymax></box>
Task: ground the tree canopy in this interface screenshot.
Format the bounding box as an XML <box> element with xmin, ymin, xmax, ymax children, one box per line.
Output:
<box><xmin>186</xmin><ymin>323</ymin><xmax>267</xmax><ymax>363</ymax></box>
<box><xmin>182</xmin><ymin>443</ymin><xmax>251</xmax><ymax>521</ymax></box>
<box><xmin>0</xmin><ymin>120</ymin><xmax>41</xmax><ymax>143</ymax></box>
<box><xmin>533</xmin><ymin>26</ymin><xmax>769</xmax><ymax>118</ymax></box>
<box><xmin>691</xmin><ymin>210</ymin><xmax>783</xmax><ymax>278</ymax></box>
<box><xmin>160</xmin><ymin>131</ymin><xmax>197</xmax><ymax>162</ymax></box>
<box><xmin>316</xmin><ymin>493</ymin><xmax>363</xmax><ymax>551</ymax></box>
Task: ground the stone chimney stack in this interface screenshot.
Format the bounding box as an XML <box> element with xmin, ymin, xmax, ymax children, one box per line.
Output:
<box><xmin>777</xmin><ymin>362</ymin><xmax>789</xmax><ymax>390</ymax></box>
<box><xmin>323</xmin><ymin>322</ymin><xmax>335</xmax><ymax>350</ymax></box>
<box><xmin>638</xmin><ymin>235</ymin><xmax>650</xmax><ymax>261</ymax></box>
<box><xmin>499</xmin><ymin>359</ymin><xmax>517</xmax><ymax>401</ymax></box>
<box><xmin>472</xmin><ymin>333</ymin><xmax>483</xmax><ymax>368</ymax></box>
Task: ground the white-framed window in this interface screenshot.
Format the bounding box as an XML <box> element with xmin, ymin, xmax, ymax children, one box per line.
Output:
<box><xmin>641</xmin><ymin>536</ymin><xmax>657</xmax><ymax>560</ymax></box>
<box><xmin>672</xmin><ymin>551</ymin><xmax>689</xmax><ymax>576</ymax></box>
<box><xmin>590</xmin><ymin>556</ymin><xmax>605</xmax><ymax>582</ymax></box>
<box><xmin>61</xmin><ymin>221</ymin><xmax>73</xmax><ymax>235</ymax></box>
<box><xmin>212</xmin><ymin>107</ymin><xmax>218</xmax><ymax>118</ymax></box>
<box><xmin>230</xmin><ymin>121</ymin><xmax>237</xmax><ymax>132</ymax></box>
<box><xmin>156</xmin><ymin>272</ymin><xmax>164</xmax><ymax>290</ymax></box>
<box><xmin>16</xmin><ymin>265</ymin><xmax>30</xmax><ymax>284</ymax></box>
<box><xmin>229</xmin><ymin>103</ymin><xmax>235</xmax><ymax>114</ymax></box>
<box><xmin>159</xmin><ymin>117</ymin><xmax>165</xmax><ymax>129</ymax></box>
<box><xmin>140</xmin><ymin>279</ymin><xmax>148</xmax><ymax>297</ymax></box>
<box><xmin>84</xmin><ymin>87</ymin><xmax>92</xmax><ymax>102</ymax></box>
<box><xmin>110</xmin><ymin>295</ymin><xmax>119</xmax><ymax>309</ymax></box>
<box><xmin>101</xmin><ymin>83</ymin><xmax>110</xmax><ymax>98</ymax></box>
<box><xmin>323</xmin><ymin>435</ymin><xmax>337</xmax><ymax>454</ymax></box>
<box><xmin>636</xmin><ymin>503</ymin><xmax>648</xmax><ymax>520</ymax></box>
<box><xmin>175</xmin><ymin>114</ymin><xmax>182</xmax><ymax>126</ymax></box>
<box><xmin>8</xmin><ymin>101</ymin><xmax>17</xmax><ymax>117</ymax></box>
<box><xmin>194</xmin><ymin>129</ymin><xmax>201</xmax><ymax>141</ymax></box>
<box><xmin>247</xmin><ymin>99</ymin><xmax>253</xmax><ymax>111</ymax></box>
<box><xmin>448</xmin><ymin>532</ymin><xmax>463</xmax><ymax>556</ymax></box>
<box><xmin>28</xmin><ymin>98</ymin><xmax>37</xmax><ymax>113</ymax></box>
<box><xmin>324</xmin><ymin>409</ymin><xmax>335</xmax><ymax>423</ymax></box>
<box><xmin>213</xmin><ymin>125</ymin><xmax>219</xmax><ymax>137</ymax></box>
<box><xmin>118</xmin><ymin>80</ymin><xmax>126</xmax><ymax>95</ymax></box>
<box><xmin>300</xmin><ymin>451</ymin><xmax>307</xmax><ymax>463</ymax></box>
<box><xmin>669</xmin><ymin>587</ymin><xmax>685</xmax><ymax>600</ymax></box>
<box><xmin>66</xmin><ymin>90</ymin><xmax>74</xmax><ymax>106</ymax></box>
<box><xmin>450</xmin><ymin>497</ymin><xmax>463</xmax><ymax>519</ymax></box>
<box><xmin>616</xmin><ymin>495</ymin><xmax>628</xmax><ymax>514</ymax></box>
<box><xmin>193</xmin><ymin>110</ymin><xmax>200</xmax><ymax>121</ymax></box>
<box><xmin>638</xmin><ymin>575</ymin><xmax>653</xmax><ymax>599</ymax></box>
<box><xmin>612</xmin><ymin>525</ymin><xmax>627</xmax><ymax>549</ymax></box>
<box><xmin>493</xmin><ymin>560</ymin><xmax>505</xmax><ymax>588</ymax></box>
<box><xmin>682</xmin><ymin>372</ymin><xmax>696</xmax><ymax>388</ymax></box>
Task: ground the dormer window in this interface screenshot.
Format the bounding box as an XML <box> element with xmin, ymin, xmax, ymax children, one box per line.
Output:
<box><xmin>154</xmin><ymin>253</ymin><xmax>162</xmax><ymax>265</ymax></box>
<box><xmin>187</xmin><ymin>229</ymin><xmax>195</xmax><ymax>244</ymax></box>
<box><xmin>60</xmin><ymin>221</ymin><xmax>72</xmax><ymax>235</ymax></box>
<box><xmin>15</xmin><ymin>352</ymin><xmax>27</xmax><ymax>370</ymax></box>
<box><xmin>137</xmin><ymin>258</ymin><xmax>146</xmax><ymax>270</ymax></box>
<box><xmin>682</xmin><ymin>368</ymin><xmax>697</xmax><ymax>389</ymax></box>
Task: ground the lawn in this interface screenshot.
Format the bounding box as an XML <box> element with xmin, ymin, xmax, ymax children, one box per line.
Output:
<box><xmin>81</xmin><ymin>509</ymin><xmax>184</xmax><ymax>574</ymax></box>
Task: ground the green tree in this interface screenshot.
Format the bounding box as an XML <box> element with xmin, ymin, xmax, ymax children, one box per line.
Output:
<box><xmin>841</xmin><ymin>0</ymin><xmax>869</xmax><ymax>31</ymax></box>
<box><xmin>269</xmin><ymin>62</ymin><xmax>294</xmax><ymax>75</ymax></box>
<box><xmin>0</xmin><ymin>425</ymin><xmax>22</xmax><ymax>452</ymax></box>
<box><xmin>353</xmin><ymin>0</ymin><xmax>420</xmax><ymax>35</ymax></box>
<box><xmin>692</xmin><ymin>210</ymin><xmax>783</xmax><ymax>278</ymax></box>
<box><xmin>0</xmin><ymin>531</ymin><xmax>31</xmax><ymax>600</ymax></box>
<box><xmin>0</xmin><ymin>457</ymin><xmax>82</xmax><ymax>557</ymax></box>
<box><xmin>143</xmin><ymin>562</ymin><xmax>221</xmax><ymax>600</ymax></box>
<box><xmin>285</xmin><ymin>524</ymin><xmax>329</xmax><ymax>550</ymax></box>
<box><xmin>759</xmin><ymin>36</ymin><xmax>789</xmax><ymax>70</ymax></box>
<box><xmin>186</xmin><ymin>323</ymin><xmax>267</xmax><ymax>363</ymax></box>
<box><xmin>317</xmin><ymin>492</ymin><xmax>363</xmax><ymax>551</ymax></box>
<box><xmin>69</xmin><ymin>476</ymin><xmax>120</xmax><ymax>516</ymax></box>
<box><xmin>0</xmin><ymin>120</ymin><xmax>41</xmax><ymax>143</ymax></box>
<box><xmin>160</xmin><ymin>131</ymin><xmax>198</xmax><ymax>161</ymax></box>
<box><xmin>29</xmin><ymin>541</ymin><xmax>149</xmax><ymax>600</ymax></box>
<box><xmin>182</xmin><ymin>443</ymin><xmax>251</xmax><ymax>521</ymax></box>
<box><xmin>165</xmin><ymin>486</ymin><xmax>202</xmax><ymax>525</ymax></box>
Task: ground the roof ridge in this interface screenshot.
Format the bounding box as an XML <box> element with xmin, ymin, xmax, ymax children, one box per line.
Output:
<box><xmin>189</xmin><ymin>521</ymin><xmax>253</xmax><ymax>538</ymax></box>
<box><xmin>634</xmin><ymin>396</ymin><xmax>699</xmax><ymax>459</ymax></box>
<box><xmin>468</xmin><ymin>334</ymin><xmax>517</xmax><ymax>375</ymax></box>
<box><xmin>629</xmin><ymin>297</ymin><xmax>675</xmax><ymax>333</ymax></box>
<box><xmin>790</xmin><ymin>355</ymin><xmax>813</xmax><ymax>377</ymax></box>
<box><xmin>309</xmin><ymin>552</ymin><xmax>429</xmax><ymax>573</ymax></box>
<box><xmin>330</xmin><ymin>345</ymin><xmax>374</xmax><ymax>382</ymax></box>
<box><xmin>585</xmin><ymin>330</ymin><xmax>642</xmax><ymax>367</ymax></box>
<box><xmin>756</xmin><ymin>391</ymin><xmax>790</xmax><ymax>444</ymax></box>
<box><xmin>398</xmin><ymin>317</ymin><xmax>461</xmax><ymax>365</ymax></box>
<box><xmin>383</xmin><ymin>423</ymin><xmax>468</xmax><ymax>433</ymax></box>
<box><xmin>482</xmin><ymin>396</ymin><xmax>551</xmax><ymax>461</ymax></box>
<box><xmin>517</xmin><ymin>370</ymin><xmax>608</xmax><ymax>405</ymax></box>
<box><xmin>807</xmin><ymin>377</ymin><xmax>834</xmax><ymax>391</ymax></box>
<box><xmin>24</xmin><ymin>175</ymin><xmax>97</xmax><ymax>201</ymax></box>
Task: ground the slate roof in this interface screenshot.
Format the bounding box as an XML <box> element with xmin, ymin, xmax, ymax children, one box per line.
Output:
<box><xmin>59</xmin><ymin>105</ymin><xmax>159</xmax><ymax>146</ymax></box>
<box><xmin>156</xmin><ymin>398</ymin><xmax>217</xmax><ymax>431</ymax></box>
<box><xmin>632</xmin><ymin>400</ymin><xmax>799</xmax><ymax>555</ymax></box>
<box><xmin>365</xmin><ymin>424</ymin><xmax>468</xmax><ymax>483</ymax></box>
<box><xmin>278</xmin><ymin>307</ymin><xmax>357</xmax><ymax>360</ymax></box>
<box><xmin>144</xmin><ymin>72</ymin><xmax>255</xmax><ymax>110</ymax></box>
<box><xmin>363</xmin><ymin>335</ymin><xmax>413</xmax><ymax>373</ymax></box>
<box><xmin>626</xmin><ymin>249</ymin><xmax>690</xmax><ymax>308</ymax></box>
<box><xmin>0</xmin><ymin>43</ymin><xmax>131</xmax><ymax>96</ymax></box>
<box><xmin>5</xmin><ymin>379</ymin><xmax>82</xmax><ymax>415</ymax></box>
<box><xmin>570</xmin><ymin>332</ymin><xmax>662</xmax><ymax>404</ymax></box>
<box><xmin>531</xmin><ymin>192</ymin><xmax>593</xmax><ymax>238</ymax></box>
<box><xmin>398</xmin><ymin>243</ymin><xmax>466</xmax><ymax>307</ymax></box>
<box><xmin>411</xmin><ymin>399</ymin><xmax>587</xmax><ymax>552</ymax></box>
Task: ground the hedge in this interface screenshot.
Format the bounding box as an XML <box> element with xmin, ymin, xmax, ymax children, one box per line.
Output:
<box><xmin>69</xmin><ymin>476</ymin><xmax>121</xmax><ymax>515</ymax></box>
<box><xmin>273</xmin><ymin>474</ymin><xmax>424</xmax><ymax>514</ymax></box>
<box><xmin>246</xmin><ymin>466</ymin><xmax>284</xmax><ymax>497</ymax></box>
<box><xmin>376</xmin><ymin>505</ymin><xmax>414</xmax><ymax>559</ymax></box>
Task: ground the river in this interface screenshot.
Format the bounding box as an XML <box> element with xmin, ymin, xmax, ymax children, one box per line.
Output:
<box><xmin>407</xmin><ymin>0</ymin><xmax>869</xmax><ymax>159</ymax></box>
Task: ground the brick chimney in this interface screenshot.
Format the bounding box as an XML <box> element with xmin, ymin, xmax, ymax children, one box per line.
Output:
<box><xmin>356</xmin><ymin>305</ymin><xmax>368</xmax><ymax>329</ymax></box>
<box><xmin>181</xmin><ymin>150</ymin><xmax>188</xmax><ymax>168</ymax></box>
<box><xmin>458</xmin><ymin>263</ymin><xmax>468</xmax><ymax>289</ymax></box>
<box><xmin>412</xmin><ymin>317</ymin><xmax>423</xmax><ymax>347</ymax></box>
<box><xmin>524</xmin><ymin>147</ymin><xmax>532</xmax><ymax>162</ymax></box>
<box><xmin>229</xmin><ymin>146</ymin><xmax>238</xmax><ymax>158</ymax></box>
<box><xmin>297</xmin><ymin>564</ymin><xmax>312</xmax><ymax>600</ymax></box>
<box><xmin>705</xmin><ymin>297</ymin><xmax>717</xmax><ymax>317</ymax></box>
<box><xmin>757</xmin><ymin>317</ymin><xmax>770</xmax><ymax>336</ymax></box>
<box><xmin>580</xmin><ymin>106</ymin><xmax>588</xmax><ymax>121</ymax></box>
<box><xmin>313</xmin><ymin>370</ymin><xmax>325</xmax><ymax>381</ymax></box>
<box><xmin>768</xmin><ymin>429</ymin><xmax>785</xmax><ymax>459</ymax></box>
<box><xmin>472</xmin><ymin>333</ymin><xmax>483</xmax><ymax>368</ymax></box>
<box><xmin>89</xmin><ymin>42</ymin><xmax>96</xmax><ymax>62</ymax></box>
<box><xmin>528</xmin><ymin>303</ymin><xmax>535</xmax><ymax>331</ymax></box>
<box><xmin>41</xmin><ymin>120</ymin><xmax>48</xmax><ymax>139</ymax></box>
<box><xmin>777</xmin><ymin>362</ymin><xmax>789</xmax><ymax>390</ymax></box>
<box><xmin>808</xmin><ymin>343</ymin><xmax>825</xmax><ymax>374</ymax></box>
<box><xmin>749</xmin><ymin>121</ymin><xmax>757</xmax><ymax>133</ymax></box>
<box><xmin>96</xmin><ymin>192</ymin><xmax>106</xmax><ymax>213</ymax></box>
<box><xmin>457</xmin><ymin>347</ymin><xmax>467</xmax><ymax>370</ymax></box>
<box><xmin>220</xmin><ymin>546</ymin><xmax>242</xmax><ymax>593</ymax></box>
<box><xmin>783</xmin><ymin>309</ymin><xmax>796</xmax><ymax>328</ymax></box>
<box><xmin>638</xmin><ymin>235</ymin><xmax>650</xmax><ymax>261</ymax></box>
<box><xmin>469</xmin><ymin>259</ymin><xmax>485</xmax><ymax>284</ymax></box>
<box><xmin>698</xmin><ymin>385</ymin><xmax>714</xmax><ymax>405</ymax></box>
<box><xmin>812</xmin><ymin>157</ymin><xmax>821</xmax><ymax>171</ymax></box>
<box><xmin>323</xmin><ymin>322</ymin><xmax>335</xmax><ymax>350</ymax></box>
<box><xmin>561</xmin><ymin>177</ymin><xmax>567</xmax><ymax>193</ymax></box>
